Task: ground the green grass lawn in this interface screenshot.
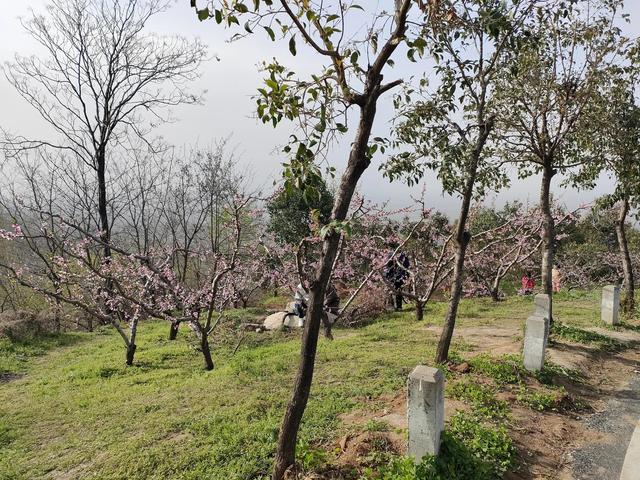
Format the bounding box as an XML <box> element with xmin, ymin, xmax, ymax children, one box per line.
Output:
<box><xmin>0</xmin><ymin>291</ymin><xmax>620</xmax><ymax>479</ymax></box>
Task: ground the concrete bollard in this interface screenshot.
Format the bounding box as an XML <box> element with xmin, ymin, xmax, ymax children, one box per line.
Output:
<box><xmin>534</xmin><ymin>293</ymin><xmax>550</xmax><ymax>319</ymax></box>
<box><xmin>523</xmin><ymin>315</ymin><xmax>549</xmax><ymax>371</ymax></box>
<box><xmin>533</xmin><ymin>293</ymin><xmax>551</xmax><ymax>346</ymax></box>
<box><xmin>407</xmin><ymin>365</ymin><xmax>444</xmax><ymax>460</ymax></box>
<box><xmin>601</xmin><ymin>285</ymin><xmax>621</xmax><ymax>326</ymax></box>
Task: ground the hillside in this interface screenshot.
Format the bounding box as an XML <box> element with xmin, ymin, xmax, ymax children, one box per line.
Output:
<box><xmin>1</xmin><ymin>291</ymin><xmax>639</xmax><ymax>480</ymax></box>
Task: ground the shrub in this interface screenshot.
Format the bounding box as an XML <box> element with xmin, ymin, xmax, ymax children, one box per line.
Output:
<box><xmin>447</xmin><ymin>380</ymin><xmax>509</xmax><ymax>420</ymax></box>
<box><xmin>515</xmin><ymin>386</ymin><xmax>563</xmax><ymax>412</ymax></box>
<box><xmin>551</xmin><ymin>322</ymin><xmax>624</xmax><ymax>352</ymax></box>
<box><xmin>0</xmin><ymin>310</ymin><xmax>48</xmax><ymax>341</ymax></box>
<box><xmin>361</xmin><ymin>412</ymin><xmax>516</xmax><ymax>480</ymax></box>
<box><xmin>342</xmin><ymin>285</ymin><xmax>389</xmax><ymax>328</ymax></box>
<box><xmin>468</xmin><ymin>354</ymin><xmax>525</xmax><ymax>385</ymax></box>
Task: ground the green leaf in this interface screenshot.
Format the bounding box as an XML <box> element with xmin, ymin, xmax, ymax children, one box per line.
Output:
<box><xmin>197</xmin><ymin>8</ymin><xmax>210</xmax><ymax>21</ymax></box>
<box><xmin>235</xmin><ymin>3</ymin><xmax>249</xmax><ymax>13</ymax></box>
<box><xmin>264</xmin><ymin>26</ymin><xmax>275</xmax><ymax>41</ymax></box>
<box><xmin>265</xmin><ymin>78</ymin><xmax>278</xmax><ymax>90</ymax></box>
<box><xmin>289</xmin><ymin>35</ymin><xmax>297</xmax><ymax>56</ymax></box>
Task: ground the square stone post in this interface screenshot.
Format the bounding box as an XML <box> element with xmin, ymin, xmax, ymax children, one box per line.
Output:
<box><xmin>407</xmin><ymin>365</ymin><xmax>444</xmax><ymax>460</ymax></box>
<box><xmin>533</xmin><ymin>294</ymin><xmax>551</xmax><ymax>346</ymax></box>
<box><xmin>601</xmin><ymin>285</ymin><xmax>620</xmax><ymax>326</ymax></box>
<box><xmin>523</xmin><ymin>315</ymin><xmax>549</xmax><ymax>372</ymax></box>
<box><xmin>534</xmin><ymin>293</ymin><xmax>550</xmax><ymax>319</ymax></box>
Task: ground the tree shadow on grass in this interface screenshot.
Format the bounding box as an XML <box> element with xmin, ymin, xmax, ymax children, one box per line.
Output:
<box><xmin>0</xmin><ymin>331</ymin><xmax>91</xmax><ymax>376</ymax></box>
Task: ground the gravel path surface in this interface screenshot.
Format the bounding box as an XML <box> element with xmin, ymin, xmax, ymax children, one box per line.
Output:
<box><xmin>569</xmin><ymin>371</ymin><xmax>640</xmax><ymax>479</ymax></box>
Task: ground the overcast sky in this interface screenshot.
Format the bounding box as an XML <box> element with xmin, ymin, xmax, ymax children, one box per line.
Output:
<box><xmin>1</xmin><ymin>1</ymin><xmax>639</xmax><ymax>216</ymax></box>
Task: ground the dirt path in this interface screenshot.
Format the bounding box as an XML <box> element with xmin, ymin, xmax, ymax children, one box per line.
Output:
<box><xmin>0</xmin><ymin>372</ymin><xmax>24</xmax><ymax>384</ymax></box>
<box><xmin>559</xmin><ymin>328</ymin><xmax>640</xmax><ymax>480</ymax></box>
<box><xmin>335</xmin><ymin>323</ymin><xmax>640</xmax><ymax>480</ymax></box>
<box><xmin>566</xmin><ymin>374</ymin><xmax>640</xmax><ymax>480</ymax></box>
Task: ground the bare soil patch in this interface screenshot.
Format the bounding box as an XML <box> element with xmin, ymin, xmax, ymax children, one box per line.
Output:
<box><xmin>327</xmin><ymin>323</ymin><xmax>640</xmax><ymax>479</ymax></box>
<box><xmin>0</xmin><ymin>372</ymin><xmax>24</xmax><ymax>384</ymax></box>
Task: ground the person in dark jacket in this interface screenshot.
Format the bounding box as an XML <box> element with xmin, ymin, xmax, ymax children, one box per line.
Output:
<box><xmin>384</xmin><ymin>242</ymin><xmax>410</xmax><ymax>311</ymax></box>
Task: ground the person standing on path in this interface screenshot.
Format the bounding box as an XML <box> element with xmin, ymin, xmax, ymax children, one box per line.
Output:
<box><xmin>384</xmin><ymin>242</ymin><xmax>410</xmax><ymax>311</ymax></box>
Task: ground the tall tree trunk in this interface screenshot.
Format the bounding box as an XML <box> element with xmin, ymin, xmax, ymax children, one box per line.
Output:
<box><xmin>96</xmin><ymin>150</ymin><xmax>115</xmax><ymax>325</ymax></box>
<box><xmin>201</xmin><ymin>333</ymin><xmax>214</xmax><ymax>371</ymax></box>
<box><xmin>434</xmin><ymin>225</ymin><xmax>471</xmax><ymax>364</ymax></box>
<box><xmin>491</xmin><ymin>269</ymin><xmax>506</xmax><ymax>302</ymax></box>
<box><xmin>539</xmin><ymin>164</ymin><xmax>555</xmax><ymax>322</ymax></box>
<box><xmin>125</xmin><ymin>342</ymin><xmax>137</xmax><ymax>366</ymax></box>
<box><xmin>415</xmin><ymin>300</ymin><xmax>424</xmax><ymax>321</ymax></box>
<box><xmin>271</xmin><ymin>3</ymin><xmax>413</xmax><ymax>473</ymax></box>
<box><xmin>169</xmin><ymin>321</ymin><xmax>179</xmax><ymax>340</ymax></box>
<box><xmin>97</xmin><ymin>152</ymin><xmax>111</xmax><ymax>260</ymax></box>
<box><xmin>434</xmin><ymin>114</ymin><xmax>493</xmax><ymax>363</ymax></box>
<box><xmin>616</xmin><ymin>197</ymin><xmax>635</xmax><ymax>317</ymax></box>
<box><xmin>125</xmin><ymin>319</ymin><xmax>139</xmax><ymax>366</ymax></box>
<box><xmin>434</xmin><ymin>164</ymin><xmax>476</xmax><ymax>364</ymax></box>
<box><xmin>53</xmin><ymin>285</ymin><xmax>63</xmax><ymax>332</ymax></box>
<box><xmin>272</xmin><ymin>97</ymin><xmax>378</xmax><ymax>480</ymax></box>
<box><xmin>490</xmin><ymin>280</ymin><xmax>500</xmax><ymax>302</ymax></box>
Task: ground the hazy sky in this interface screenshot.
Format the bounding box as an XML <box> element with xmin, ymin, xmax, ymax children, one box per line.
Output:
<box><xmin>1</xmin><ymin>1</ymin><xmax>639</xmax><ymax>216</ymax></box>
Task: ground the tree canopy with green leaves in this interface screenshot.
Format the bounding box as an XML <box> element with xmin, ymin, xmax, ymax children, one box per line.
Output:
<box><xmin>189</xmin><ymin>1</ymin><xmax>417</xmax><ymax>477</ymax></box>
<box><xmin>493</xmin><ymin>0</ymin><xmax>627</xmax><ymax>319</ymax></box>
<box><xmin>571</xmin><ymin>38</ymin><xmax>640</xmax><ymax>315</ymax></box>
<box><xmin>385</xmin><ymin>0</ymin><xmax>539</xmax><ymax>362</ymax></box>
<box><xmin>266</xmin><ymin>180</ymin><xmax>334</xmax><ymax>245</ymax></box>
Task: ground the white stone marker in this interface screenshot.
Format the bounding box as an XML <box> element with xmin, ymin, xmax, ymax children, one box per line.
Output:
<box><xmin>534</xmin><ymin>293</ymin><xmax>550</xmax><ymax>319</ymax></box>
<box><xmin>523</xmin><ymin>315</ymin><xmax>549</xmax><ymax>371</ymax></box>
<box><xmin>533</xmin><ymin>293</ymin><xmax>551</xmax><ymax>346</ymax></box>
<box><xmin>407</xmin><ymin>365</ymin><xmax>444</xmax><ymax>460</ymax></box>
<box><xmin>601</xmin><ymin>285</ymin><xmax>621</xmax><ymax>326</ymax></box>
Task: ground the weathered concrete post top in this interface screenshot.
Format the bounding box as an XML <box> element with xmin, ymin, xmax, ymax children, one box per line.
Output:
<box><xmin>533</xmin><ymin>293</ymin><xmax>551</xmax><ymax>347</ymax></box>
<box><xmin>601</xmin><ymin>285</ymin><xmax>620</xmax><ymax>326</ymax></box>
<box><xmin>407</xmin><ymin>365</ymin><xmax>445</xmax><ymax>460</ymax></box>
<box><xmin>523</xmin><ymin>315</ymin><xmax>549</xmax><ymax>372</ymax></box>
<box><xmin>534</xmin><ymin>293</ymin><xmax>550</xmax><ymax>319</ymax></box>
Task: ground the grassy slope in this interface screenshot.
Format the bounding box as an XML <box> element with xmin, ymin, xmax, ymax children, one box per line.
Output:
<box><xmin>0</xmin><ymin>291</ymin><xmax>603</xmax><ymax>480</ymax></box>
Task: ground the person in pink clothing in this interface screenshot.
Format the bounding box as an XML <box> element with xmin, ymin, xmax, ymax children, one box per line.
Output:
<box><xmin>521</xmin><ymin>271</ymin><xmax>535</xmax><ymax>294</ymax></box>
<box><xmin>552</xmin><ymin>266</ymin><xmax>562</xmax><ymax>292</ymax></box>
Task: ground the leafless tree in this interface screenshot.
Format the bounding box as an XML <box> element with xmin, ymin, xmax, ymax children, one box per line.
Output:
<box><xmin>158</xmin><ymin>142</ymin><xmax>247</xmax><ymax>339</ymax></box>
<box><xmin>2</xmin><ymin>0</ymin><xmax>207</xmax><ymax>265</ymax></box>
<box><xmin>0</xmin><ymin>151</ymin><xmax>94</xmax><ymax>329</ymax></box>
<box><xmin>1</xmin><ymin>156</ymin><xmax>252</xmax><ymax>368</ymax></box>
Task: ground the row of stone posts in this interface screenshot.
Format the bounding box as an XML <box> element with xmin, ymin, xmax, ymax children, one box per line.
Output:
<box><xmin>521</xmin><ymin>286</ymin><xmax>621</xmax><ymax>372</ymax></box>
<box><xmin>407</xmin><ymin>285</ymin><xmax>621</xmax><ymax>460</ymax></box>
